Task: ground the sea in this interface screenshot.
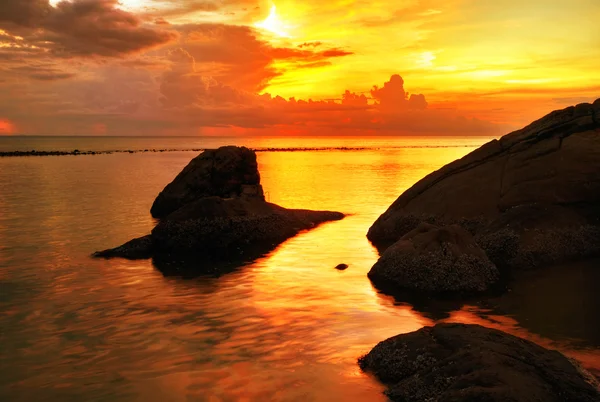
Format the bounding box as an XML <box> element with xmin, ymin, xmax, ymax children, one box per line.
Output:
<box><xmin>0</xmin><ymin>136</ymin><xmax>598</xmax><ymax>401</ymax></box>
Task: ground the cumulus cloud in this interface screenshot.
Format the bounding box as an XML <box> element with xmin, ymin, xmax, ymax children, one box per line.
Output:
<box><xmin>371</xmin><ymin>74</ymin><xmax>428</xmax><ymax>110</ymax></box>
<box><xmin>151</xmin><ymin>66</ymin><xmax>503</xmax><ymax>136</ymax></box>
<box><xmin>0</xmin><ymin>0</ymin><xmax>177</xmax><ymax>57</ymax></box>
<box><xmin>159</xmin><ymin>48</ymin><xmax>255</xmax><ymax>108</ymax></box>
<box><xmin>342</xmin><ymin>90</ymin><xmax>368</xmax><ymax>106</ymax></box>
<box><xmin>0</xmin><ymin>58</ymin><xmax>506</xmax><ymax>135</ymax></box>
<box><xmin>0</xmin><ymin>2</ymin><xmax>503</xmax><ymax>137</ymax></box>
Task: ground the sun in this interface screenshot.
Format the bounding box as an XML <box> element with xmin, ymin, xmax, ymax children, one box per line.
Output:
<box><xmin>254</xmin><ymin>5</ymin><xmax>290</xmax><ymax>38</ymax></box>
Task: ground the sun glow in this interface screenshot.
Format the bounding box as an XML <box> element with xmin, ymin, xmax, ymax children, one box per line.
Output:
<box><xmin>0</xmin><ymin>119</ymin><xmax>16</xmax><ymax>135</ymax></box>
<box><xmin>255</xmin><ymin>5</ymin><xmax>290</xmax><ymax>38</ymax></box>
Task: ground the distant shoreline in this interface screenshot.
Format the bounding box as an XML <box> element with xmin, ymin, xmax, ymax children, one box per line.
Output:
<box><xmin>0</xmin><ymin>145</ymin><xmax>476</xmax><ymax>157</ymax></box>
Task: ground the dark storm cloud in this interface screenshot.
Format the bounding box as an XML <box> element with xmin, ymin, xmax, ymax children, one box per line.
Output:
<box><xmin>0</xmin><ymin>0</ymin><xmax>177</xmax><ymax>57</ymax></box>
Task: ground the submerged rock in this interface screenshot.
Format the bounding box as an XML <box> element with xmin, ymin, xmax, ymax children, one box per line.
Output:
<box><xmin>368</xmin><ymin>99</ymin><xmax>600</xmax><ymax>270</ymax></box>
<box><xmin>368</xmin><ymin>223</ymin><xmax>498</xmax><ymax>293</ymax></box>
<box><xmin>359</xmin><ymin>323</ymin><xmax>600</xmax><ymax>402</ymax></box>
<box><xmin>94</xmin><ymin>146</ymin><xmax>344</xmax><ymax>272</ymax></box>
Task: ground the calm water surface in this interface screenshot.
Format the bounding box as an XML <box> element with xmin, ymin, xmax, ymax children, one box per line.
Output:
<box><xmin>0</xmin><ymin>137</ymin><xmax>598</xmax><ymax>401</ymax></box>
<box><xmin>0</xmin><ymin>135</ymin><xmax>486</xmax><ymax>152</ymax></box>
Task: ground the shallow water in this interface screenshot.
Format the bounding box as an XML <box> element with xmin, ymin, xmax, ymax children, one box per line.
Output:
<box><xmin>0</xmin><ymin>137</ymin><xmax>598</xmax><ymax>401</ymax></box>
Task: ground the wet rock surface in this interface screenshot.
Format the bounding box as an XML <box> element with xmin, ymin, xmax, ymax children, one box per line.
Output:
<box><xmin>359</xmin><ymin>323</ymin><xmax>600</xmax><ymax>402</ymax></box>
<box><xmin>94</xmin><ymin>146</ymin><xmax>344</xmax><ymax>273</ymax></box>
<box><xmin>368</xmin><ymin>223</ymin><xmax>499</xmax><ymax>293</ymax></box>
<box><xmin>368</xmin><ymin>99</ymin><xmax>600</xmax><ymax>270</ymax></box>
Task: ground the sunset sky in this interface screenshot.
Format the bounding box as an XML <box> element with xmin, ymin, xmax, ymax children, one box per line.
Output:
<box><xmin>0</xmin><ymin>0</ymin><xmax>598</xmax><ymax>136</ymax></box>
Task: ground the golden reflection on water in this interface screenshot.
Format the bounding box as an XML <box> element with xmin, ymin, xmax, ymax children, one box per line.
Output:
<box><xmin>1</xmin><ymin>139</ymin><xmax>599</xmax><ymax>401</ymax></box>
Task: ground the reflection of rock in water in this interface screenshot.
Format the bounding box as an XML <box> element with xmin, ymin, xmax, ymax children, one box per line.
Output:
<box><xmin>373</xmin><ymin>258</ymin><xmax>600</xmax><ymax>349</ymax></box>
<box><xmin>481</xmin><ymin>258</ymin><xmax>600</xmax><ymax>347</ymax></box>
<box><xmin>94</xmin><ymin>146</ymin><xmax>344</xmax><ymax>275</ymax></box>
<box><xmin>371</xmin><ymin>281</ymin><xmax>497</xmax><ymax>321</ymax></box>
<box><xmin>359</xmin><ymin>323</ymin><xmax>600</xmax><ymax>402</ymax></box>
<box><xmin>151</xmin><ymin>256</ymin><xmax>250</xmax><ymax>279</ymax></box>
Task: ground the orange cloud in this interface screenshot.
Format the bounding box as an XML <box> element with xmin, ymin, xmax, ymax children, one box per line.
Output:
<box><xmin>156</xmin><ymin>62</ymin><xmax>504</xmax><ymax>136</ymax></box>
<box><xmin>1</xmin><ymin>0</ymin><xmax>595</xmax><ymax>136</ymax></box>
<box><xmin>173</xmin><ymin>23</ymin><xmax>353</xmax><ymax>93</ymax></box>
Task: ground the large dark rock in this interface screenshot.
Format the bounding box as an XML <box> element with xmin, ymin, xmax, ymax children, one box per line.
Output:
<box><xmin>368</xmin><ymin>99</ymin><xmax>600</xmax><ymax>269</ymax></box>
<box><xmin>359</xmin><ymin>323</ymin><xmax>600</xmax><ymax>402</ymax></box>
<box><xmin>368</xmin><ymin>223</ymin><xmax>498</xmax><ymax>293</ymax></box>
<box><xmin>150</xmin><ymin>146</ymin><xmax>262</xmax><ymax>219</ymax></box>
<box><xmin>94</xmin><ymin>146</ymin><xmax>344</xmax><ymax>272</ymax></box>
<box><xmin>151</xmin><ymin>199</ymin><xmax>343</xmax><ymax>260</ymax></box>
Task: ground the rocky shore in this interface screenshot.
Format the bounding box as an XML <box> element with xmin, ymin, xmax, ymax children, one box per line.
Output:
<box><xmin>366</xmin><ymin>99</ymin><xmax>600</xmax><ymax>294</ymax></box>
<box><xmin>361</xmin><ymin>100</ymin><xmax>600</xmax><ymax>400</ymax></box>
<box><xmin>93</xmin><ymin>146</ymin><xmax>344</xmax><ymax>273</ymax></box>
<box><xmin>359</xmin><ymin>323</ymin><xmax>600</xmax><ymax>402</ymax></box>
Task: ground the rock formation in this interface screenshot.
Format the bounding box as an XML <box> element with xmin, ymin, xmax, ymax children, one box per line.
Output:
<box><xmin>150</xmin><ymin>146</ymin><xmax>262</xmax><ymax>219</ymax></box>
<box><xmin>368</xmin><ymin>99</ymin><xmax>600</xmax><ymax>270</ymax></box>
<box><xmin>368</xmin><ymin>223</ymin><xmax>499</xmax><ymax>293</ymax></box>
<box><xmin>359</xmin><ymin>323</ymin><xmax>600</xmax><ymax>402</ymax></box>
<box><xmin>94</xmin><ymin>146</ymin><xmax>344</xmax><ymax>272</ymax></box>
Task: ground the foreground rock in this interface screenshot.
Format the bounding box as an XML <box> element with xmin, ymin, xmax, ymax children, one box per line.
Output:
<box><xmin>95</xmin><ymin>146</ymin><xmax>344</xmax><ymax>272</ymax></box>
<box><xmin>368</xmin><ymin>223</ymin><xmax>498</xmax><ymax>293</ymax></box>
<box><xmin>368</xmin><ymin>99</ymin><xmax>600</xmax><ymax>270</ymax></box>
<box><xmin>359</xmin><ymin>323</ymin><xmax>600</xmax><ymax>402</ymax></box>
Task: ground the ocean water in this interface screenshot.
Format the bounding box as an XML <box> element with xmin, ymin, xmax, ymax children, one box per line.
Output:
<box><xmin>0</xmin><ymin>135</ymin><xmax>486</xmax><ymax>153</ymax></box>
<box><xmin>0</xmin><ymin>136</ymin><xmax>598</xmax><ymax>401</ymax></box>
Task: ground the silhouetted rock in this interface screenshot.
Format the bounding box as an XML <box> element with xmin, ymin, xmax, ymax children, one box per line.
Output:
<box><xmin>93</xmin><ymin>235</ymin><xmax>153</xmax><ymax>260</ymax></box>
<box><xmin>150</xmin><ymin>146</ymin><xmax>262</xmax><ymax>219</ymax></box>
<box><xmin>335</xmin><ymin>263</ymin><xmax>348</xmax><ymax>270</ymax></box>
<box><xmin>151</xmin><ymin>200</ymin><xmax>343</xmax><ymax>259</ymax></box>
<box><xmin>368</xmin><ymin>99</ymin><xmax>600</xmax><ymax>270</ymax></box>
<box><xmin>359</xmin><ymin>323</ymin><xmax>600</xmax><ymax>402</ymax></box>
<box><xmin>94</xmin><ymin>146</ymin><xmax>344</xmax><ymax>273</ymax></box>
<box><xmin>368</xmin><ymin>223</ymin><xmax>498</xmax><ymax>293</ymax></box>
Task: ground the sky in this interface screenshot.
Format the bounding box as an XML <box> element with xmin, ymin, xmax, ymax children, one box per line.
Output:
<box><xmin>0</xmin><ymin>0</ymin><xmax>598</xmax><ymax>136</ymax></box>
